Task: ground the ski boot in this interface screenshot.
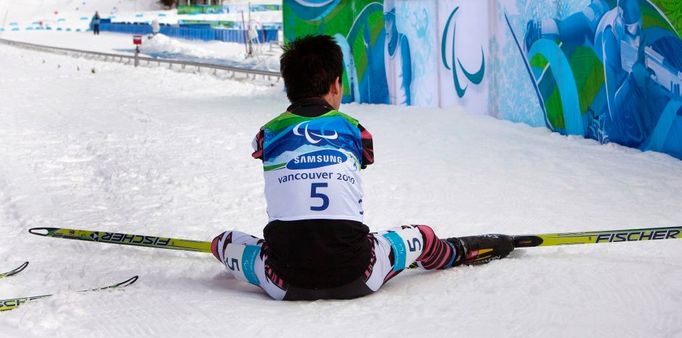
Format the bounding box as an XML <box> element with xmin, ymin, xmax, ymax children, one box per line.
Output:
<box><xmin>447</xmin><ymin>234</ymin><xmax>515</xmax><ymax>266</ymax></box>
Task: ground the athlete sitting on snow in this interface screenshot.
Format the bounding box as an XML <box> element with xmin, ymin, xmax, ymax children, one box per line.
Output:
<box><xmin>210</xmin><ymin>34</ymin><xmax>515</xmax><ymax>300</ymax></box>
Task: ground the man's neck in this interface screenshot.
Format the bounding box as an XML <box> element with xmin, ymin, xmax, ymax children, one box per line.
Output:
<box><xmin>287</xmin><ymin>97</ymin><xmax>336</xmax><ymax>117</ymax></box>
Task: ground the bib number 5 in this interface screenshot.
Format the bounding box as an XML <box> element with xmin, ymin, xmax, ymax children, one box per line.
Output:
<box><xmin>310</xmin><ymin>182</ymin><xmax>329</xmax><ymax>211</ymax></box>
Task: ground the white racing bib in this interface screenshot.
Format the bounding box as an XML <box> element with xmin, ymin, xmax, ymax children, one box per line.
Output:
<box><xmin>260</xmin><ymin>111</ymin><xmax>365</xmax><ymax>222</ymax></box>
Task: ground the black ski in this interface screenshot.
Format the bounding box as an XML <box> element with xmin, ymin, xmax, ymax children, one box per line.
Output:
<box><xmin>0</xmin><ymin>262</ymin><xmax>29</xmax><ymax>279</ymax></box>
<box><xmin>0</xmin><ymin>275</ymin><xmax>138</xmax><ymax>311</ymax></box>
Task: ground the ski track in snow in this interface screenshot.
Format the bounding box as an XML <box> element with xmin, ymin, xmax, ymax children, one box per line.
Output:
<box><xmin>0</xmin><ymin>42</ymin><xmax>682</xmax><ymax>337</ymax></box>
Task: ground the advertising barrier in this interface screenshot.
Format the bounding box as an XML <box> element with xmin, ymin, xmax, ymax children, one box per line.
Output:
<box><xmin>100</xmin><ymin>22</ymin><xmax>278</xmax><ymax>44</ymax></box>
<box><xmin>284</xmin><ymin>0</ymin><xmax>682</xmax><ymax>159</ymax></box>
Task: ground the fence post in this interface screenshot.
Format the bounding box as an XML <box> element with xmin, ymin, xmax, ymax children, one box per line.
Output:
<box><xmin>133</xmin><ymin>35</ymin><xmax>142</xmax><ymax>67</ymax></box>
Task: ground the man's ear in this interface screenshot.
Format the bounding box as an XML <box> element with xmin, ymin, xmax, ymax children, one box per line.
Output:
<box><xmin>331</xmin><ymin>76</ymin><xmax>341</xmax><ymax>95</ymax></box>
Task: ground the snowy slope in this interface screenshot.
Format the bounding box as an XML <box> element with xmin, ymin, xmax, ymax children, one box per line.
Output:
<box><xmin>1</xmin><ymin>0</ymin><xmax>282</xmax><ymax>71</ymax></box>
<box><xmin>1</xmin><ymin>40</ymin><xmax>682</xmax><ymax>337</ymax></box>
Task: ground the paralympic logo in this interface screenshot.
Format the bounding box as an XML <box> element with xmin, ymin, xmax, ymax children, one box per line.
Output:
<box><xmin>293</xmin><ymin>121</ymin><xmax>339</xmax><ymax>144</ymax></box>
<box><xmin>441</xmin><ymin>6</ymin><xmax>485</xmax><ymax>98</ymax></box>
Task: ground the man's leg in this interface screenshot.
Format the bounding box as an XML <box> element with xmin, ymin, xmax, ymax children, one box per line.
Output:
<box><xmin>211</xmin><ymin>230</ymin><xmax>375</xmax><ymax>301</ymax></box>
<box><xmin>211</xmin><ymin>230</ymin><xmax>287</xmax><ymax>300</ymax></box>
<box><xmin>365</xmin><ymin>225</ymin><xmax>514</xmax><ymax>291</ymax></box>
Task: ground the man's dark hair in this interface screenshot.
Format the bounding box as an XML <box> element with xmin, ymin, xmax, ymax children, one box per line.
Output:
<box><xmin>280</xmin><ymin>35</ymin><xmax>344</xmax><ymax>102</ymax></box>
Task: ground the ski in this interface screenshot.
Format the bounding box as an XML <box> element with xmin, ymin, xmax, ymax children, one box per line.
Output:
<box><xmin>0</xmin><ymin>275</ymin><xmax>138</xmax><ymax>311</ymax></box>
<box><xmin>28</xmin><ymin>225</ymin><xmax>681</xmax><ymax>256</ymax></box>
<box><xmin>0</xmin><ymin>262</ymin><xmax>29</xmax><ymax>279</ymax></box>
<box><xmin>29</xmin><ymin>227</ymin><xmax>211</xmax><ymax>253</ymax></box>
<box><xmin>513</xmin><ymin>226</ymin><xmax>682</xmax><ymax>247</ymax></box>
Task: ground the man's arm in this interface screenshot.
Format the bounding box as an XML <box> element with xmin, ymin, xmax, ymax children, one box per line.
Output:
<box><xmin>358</xmin><ymin>124</ymin><xmax>374</xmax><ymax>169</ymax></box>
<box><xmin>251</xmin><ymin>129</ymin><xmax>265</xmax><ymax>160</ymax></box>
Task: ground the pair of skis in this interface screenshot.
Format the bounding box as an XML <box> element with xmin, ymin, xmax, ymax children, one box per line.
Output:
<box><xmin>26</xmin><ymin>225</ymin><xmax>682</xmax><ymax>251</ymax></box>
<box><xmin>3</xmin><ymin>224</ymin><xmax>680</xmax><ymax>311</ymax></box>
<box><xmin>0</xmin><ymin>261</ymin><xmax>138</xmax><ymax>312</ymax></box>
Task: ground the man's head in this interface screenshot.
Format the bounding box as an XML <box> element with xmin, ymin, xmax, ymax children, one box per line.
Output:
<box><xmin>280</xmin><ymin>35</ymin><xmax>344</xmax><ymax>109</ymax></box>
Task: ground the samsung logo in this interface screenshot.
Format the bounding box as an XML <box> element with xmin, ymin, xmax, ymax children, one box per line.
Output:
<box><xmin>287</xmin><ymin>150</ymin><xmax>347</xmax><ymax>169</ymax></box>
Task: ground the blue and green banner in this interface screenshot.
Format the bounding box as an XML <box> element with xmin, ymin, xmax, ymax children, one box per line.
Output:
<box><xmin>283</xmin><ymin>0</ymin><xmax>490</xmax><ymax>111</ymax></box>
<box><xmin>284</xmin><ymin>0</ymin><xmax>682</xmax><ymax>160</ymax></box>
<box><xmin>496</xmin><ymin>0</ymin><xmax>682</xmax><ymax>158</ymax></box>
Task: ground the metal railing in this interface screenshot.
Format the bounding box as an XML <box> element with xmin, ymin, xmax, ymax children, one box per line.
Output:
<box><xmin>0</xmin><ymin>37</ymin><xmax>281</xmax><ymax>82</ymax></box>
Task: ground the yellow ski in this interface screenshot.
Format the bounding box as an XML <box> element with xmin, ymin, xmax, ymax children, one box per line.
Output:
<box><xmin>28</xmin><ymin>225</ymin><xmax>682</xmax><ymax>254</ymax></box>
<box><xmin>513</xmin><ymin>226</ymin><xmax>682</xmax><ymax>247</ymax></box>
<box><xmin>29</xmin><ymin>227</ymin><xmax>211</xmax><ymax>253</ymax></box>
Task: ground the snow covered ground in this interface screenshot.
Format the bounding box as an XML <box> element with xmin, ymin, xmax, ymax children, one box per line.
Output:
<box><xmin>1</xmin><ymin>35</ymin><xmax>682</xmax><ymax>337</ymax></box>
<box><xmin>1</xmin><ymin>0</ymin><xmax>282</xmax><ymax>71</ymax></box>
